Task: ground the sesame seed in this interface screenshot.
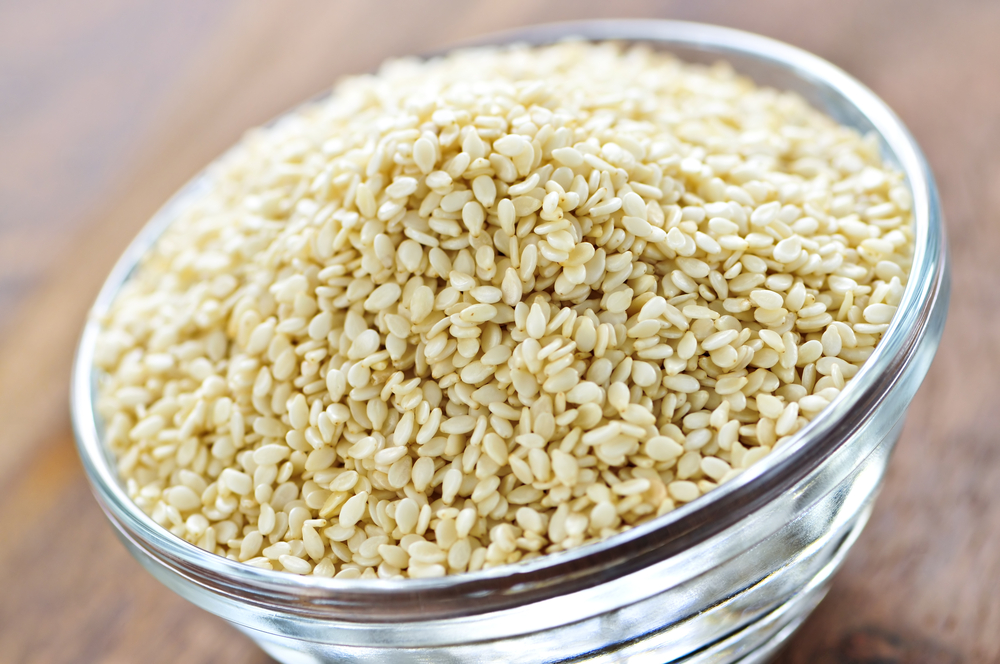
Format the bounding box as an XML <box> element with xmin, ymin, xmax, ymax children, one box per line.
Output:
<box><xmin>97</xmin><ymin>41</ymin><xmax>912</xmax><ymax>579</ymax></box>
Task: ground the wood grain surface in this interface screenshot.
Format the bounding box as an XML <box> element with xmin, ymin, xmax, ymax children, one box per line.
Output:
<box><xmin>0</xmin><ymin>1</ymin><xmax>995</xmax><ymax>662</ymax></box>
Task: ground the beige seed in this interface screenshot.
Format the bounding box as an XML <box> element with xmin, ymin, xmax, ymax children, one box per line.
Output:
<box><xmin>646</xmin><ymin>436</ymin><xmax>684</xmax><ymax>462</ymax></box>
<box><xmin>631</xmin><ymin>361</ymin><xmax>657</xmax><ymax>388</ymax></box>
<box><xmin>462</xmin><ymin>201</ymin><xmax>486</xmax><ymax>236</ymax></box>
<box><xmin>740</xmin><ymin>447</ymin><xmax>771</xmax><ymax>468</ymax></box>
<box><xmin>98</xmin><ymin>42</ymin><xmax>911</xmax><ymax>580</ymax></box>
<box><xmin>494</xmin><ymin>134</ymin><xmax>529</xmax><ymax>156</ymax></box>
<box><xmin>254</xmin><ymin>444</ymin><xmax>290</xmax><ymax>466</ymax></box>
<box><xmin>339</xmin><ymin>492</ymin><xmax>368</xmax><ymax>527</ymax></box>
<box><xmin>306</xmin><ymin>447</ymin><xmax>337</xmax><ymax>472</ymax></box>
<box><xmin>350</xmin><ymin>329</ymin><xmax>380</xmax><ymax>358</ymax></box>
<box><xmin>590</xmin><ymin>502</ymin><xmax>617</xmax><ymax>530</ymax></box>
<box><xmin>700</xmin><ymin>456</ymin><xmax>731</xmax><ymax>481</ymax></box>
<box><xmin>500</xmin><ymin>268</ymin><xmax>523</xmax><ymax>307</ymax></box>
<box><xmin>756</xmin><ymin>394</ymin><xmax>784</xmax><ymax>420</ymax></box>
<box><xmin>621</xmin><ymin>191</ymin><xmax>647</xmax><ymax>218</ymax></box>
<box><xmin>798</xmin><ymin>340</ymin><xmax>824</xmax><ymax>365</ymax></box>
<box><xmin>701</xmin><ymin>329</ymin><xmax>738</xmax><ymax>351</ymax></box>
<box><xmin>395</xmin><ymin>499</ymin><xmax>420</xmax><ymax>534</ymax></box>
<box><xmin>409</xmin><ymin>541</ymin><xmax>447</xmax><ymax>564</ymax></box>
<box><xmin>822</xmin><ymin>326</ymin><xmax>843</xmax><ymax>357</ymax></box>
<box><xmin>551</xmin><ymin>147</ymin><xmax>584</xmax><ymax>167</ymax></box>
<box><xmin>165</xmin><ymin>486</ymin><xmax>202</xmax><ymax>511</ymax></box>
<box><xmin>472</xmin><ymin>175</ymin><xmax>497</xmax><ymax>208</ymax></box>
<box><xmin>749</xmin><ymin>289</ymin><xmax>784</xmax><ymax>310</ymax></box>
<box><xmin>613</xmin><ymin>478</ymin><xmax>650</xmax><ymax>496</ymax></box>
<box><xmin>863</xmin><ymin>303</ymin><xmax>897</xmax><ymax>324</ymax></box>
<box><xmin>750</xmin><ymin>201</ymin><xmax>780</xmax><ymax>226</ymax></box>
<box><xmin>775</xmin><ymin>403</ymin><xmax>800</xmax><ymax>436</ymax></box>
<box><xmin>460</xmin><ymin>303</ymin><xmax>498</xmax><ymax>324</ymax></box>
<box><xmin>543</xmin><ymin>367</ymin><xmax>580</xmax><ymax>393</ymax></box>
<box><xmin>664</xmin><ymin>374</ymin><xmax>700</xmax><ymax>393</ymax></box>
<box><xmin>606</xmin><ymin>289</ymin><xmax>633</xmax><ymax>313</ymax></box>
<box><xmin>622</xmin><ymin>216</ymin><xmax>652</xmax><ymax>238</ymax></box>
<box><xmin>715</xmin><ymin>375</ymin><xmax>748</xmax><ymax>395</ymax></box>
<box><xmin>526</xmin><ymin>302</ymin><xmax>547</xmax><ymax>339</ymax></box>
<box><xmin>668</xmin><ymin>481</ymin><xmax>700</xmax><ymax>503</ymax></box>
<box><xmin>220</xmin><ymin>468</ymin><xmax>252</xmax><ymax>496</ymax></box>
<box><xmin>356</xmin><ymin>183</ymin><xmax>377</xmax><ymax>218</ymax></box>
<box><xmin>413</xmin><ymin>137</ymin><xmax>436</xmax><ymax>173</ymax></box>
<box><xmin>772</xmin><ymin>236</ymin><xmax>802</xmax><ymax>263</ymax></box>
<box><xmin>365</xmin><ymin>283</ymin><xmax>402</xmax><ymax>311</ymax></box>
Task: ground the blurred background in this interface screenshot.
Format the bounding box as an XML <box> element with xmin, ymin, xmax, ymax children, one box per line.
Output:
<box><xmin>0</xmin><ymin>0</ymin><xmax>996</xmax><ymax>662</ymax></box>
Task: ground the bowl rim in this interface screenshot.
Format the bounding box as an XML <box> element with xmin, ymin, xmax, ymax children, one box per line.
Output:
<box><xmin>71</xmin><ymin>18</ymin><xmax>948</xmax><ymax>621</ymax></box>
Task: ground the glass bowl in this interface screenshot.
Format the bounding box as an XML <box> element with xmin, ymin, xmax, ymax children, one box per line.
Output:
<box><xmin>71</xmin><ymin>19</ymin><xmax>949</xmax><ymax>664</ymax></box>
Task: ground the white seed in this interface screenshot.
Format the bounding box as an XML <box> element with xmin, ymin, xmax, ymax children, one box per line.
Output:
<box><xmin>165</xmin><ymin>486</ymin><xmax>202</xmax><ymax>511</ymax></box>
<box><xmin>413</xmin><ymin>137</ymin><xmax>436</xmax><ymax>173</ymax></box>
<box><xmin>756</xmin><ymin>394</ymin><xmax>784</xmax><ymax>420</ymax></box>
<box><xmin>526</xmin><ymin>302</ymin><xmax>547</xmax><ymax>339</ymax></box>
<box><xmin>279</xmin><ymin>555</ymin><xmax>312</xmax><ymax>575</ymax></box>
<box><xmin>253</xmin><ymin>444</ymin><xmax>290</xmax><ymax>466</ymax></box>
<box><xmin>220</xmin><ymin>468</ymin><xmax>252</xmax><ymax>496</ymax></box>
<box><xmin>772</xmin><ymin>236</ymin><xmax>802</xmax><ymax>263</ymax></box>
<box><xmin>646</xmin><ymin>436</ymin><xmax>684</xmax><ymax>462</ymax></box>
<box><xmin>494</xmin><ymin>134</ymin><xmax>529</xmax><ymax>157</ymax></box>
<box><xmin>701</xmin><ymin>329</ymin><xmax>738</xmax><ymax>351</ymax></box>
<box><xmin>664</xmin><ymin>374</ymin><xmax>700</xmax><ymax>393</ymax></box>
<box><xmin>668</xmin><ymin>481</ymin><xmax>700</xmax><ymax>503</ymax></box>
<box><xmin>701</xmin><ymin>456</ymin><xmax>731</xmax><ymax>481</ymax></box>
<box><xmin>98</xmin><ymin>41</ymin><xmax>911</xmax><ymax>580</ymax></box>
<box><xmin>551</xmin><ymin>147</ymin><xmax>584</xmax><ymax>167</ymax></box>
<box><xmin>863</xmin><ymin>303</ymin><xmax>897</xmax><ymax>324</ymax></box>
<box><xmin>749</xmin><ymin>289</ymin><xmax>784</xmax><ymax>310</ymax></box>
<box><xmin>339</xmin><ymin>492</ymin><xmax>368</xmax><ymax>527</ymax></box>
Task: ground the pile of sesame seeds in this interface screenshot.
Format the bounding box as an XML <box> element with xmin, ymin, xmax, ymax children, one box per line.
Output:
<box><xmin>94</xmin><ymin>41</ymin><xmax>913</xmax><ymax>579</ymax></box>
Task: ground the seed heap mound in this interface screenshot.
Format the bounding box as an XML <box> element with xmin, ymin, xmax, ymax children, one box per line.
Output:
<box><xmin>94</xmin><ymin>42</ymin><xmax>914</xmax><ymax>579</ymax></box>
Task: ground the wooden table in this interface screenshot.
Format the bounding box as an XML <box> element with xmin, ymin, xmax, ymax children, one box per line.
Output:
<box><xmin>0</xmin><ymin>1</ymin><xmax>994</xmax><ymax>661</ymax></box>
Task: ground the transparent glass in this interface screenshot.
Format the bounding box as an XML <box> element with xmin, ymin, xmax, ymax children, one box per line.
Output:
<box><xmin>72</xmin><ymin>19</ymin><xmax>949</xmax><ymax>663</ymax></box>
